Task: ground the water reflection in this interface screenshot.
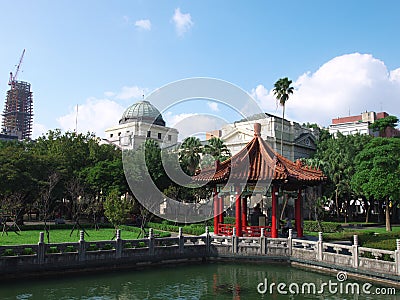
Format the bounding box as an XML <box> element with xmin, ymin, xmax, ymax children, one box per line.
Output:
<box><xmin>0</xmin><ymin>263</ymin><xmax>398</xmax><ymax>300</ymax></box>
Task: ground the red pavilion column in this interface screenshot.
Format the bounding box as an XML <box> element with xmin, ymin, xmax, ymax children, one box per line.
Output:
<box><xmin>241</xmin><ymin>196</ymin><xmax>247</xmax><ymax>230</ymax></box>
<box><xmin>295</xmin><ymin>189</ymin><xmax>303</xmax><ymax>238</ymax></box>
<box><xmin>213</xmin><ymin>186</ymin><xmax>219</xmax><ymax>235</ymax></box>
<box><xmin>271</xmin><ymin>185</ymin><xmax>279</xmax><ymax>238</ymax></box>
<box><xmin>235</xmin><ymin>185</ymin><xmax>242</xmax><ymax>237</ymax></box>
<box><xmin>219</xmin><ymin>196</ymin><xmax>224</xmax><ymax>225</ymax></box>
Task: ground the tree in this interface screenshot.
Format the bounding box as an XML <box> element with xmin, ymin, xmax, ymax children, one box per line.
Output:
<box><xmin>369</xmin><ymin>115</ymin><xmax>399</xmax><ymax>137</ymax></box>
<box><xmin>179</xmin><ymin>137</ymin><xmax>202</xmax><ymax>175</ymax></box>
<box><xmin>103</xmin><ymin>189</ymin><xmax>133</xmax><ymax>229</ymax></box>
<box><xmin>37</xmin><ymin>173</ymin><xmax>60</xmax><ymax>243</ymax></box>
<box><xmin>314</xmin><ymin>133</ymin><xmax>371</xmax><ymax>221</ymax></box>
<box><xmin>203</xmin><ymin>137</ymin><xmax>231</xmax><ymax>164</ymax></box>
<box><xmin>352</xmin><ymin>138</ymin><xmax>400</xmax><ymax>231</ymax></box>
<box><xmin>273</xmin><ymin>77</ymin><xmax>294</xmax><ymax>155</ymax></box>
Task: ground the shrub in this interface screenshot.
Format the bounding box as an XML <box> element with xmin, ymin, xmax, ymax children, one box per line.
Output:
<box><xmin>137</xmin><ymin>242</ymin><xmax>146</xmax><ymax>248</ymax></box>
<box><xmin>22</xmin><ymin>247</ymin><xmax>35</xmax><ymax>255</ymax></box>
<box><xmin>224</xmin><ymin>217</ymin><xmax>236</xmax><ymax>225</ymax></box>
<box><xmin>304</xmin><ymin>221</ymin><xmax>343</xmax><ymax>233</ymax></box>
<box><xmin>101</xmin><ymin>243</ymin><xmax>114</xmax><ymax>250</ymax></box>
<box><xmin>87</xmin><ymin>244</ymin><xmax>99</xmax><ymax>251</ymax></box>
<box><xmin>64</xmin><ymin>246</ymin><xmax>76</xmax><ymax>253</ymax></box>
<box><xmin>124</xmin><ymin>242</ymin><xmax>132</xmax><ymax>249</ymax></box>
<box><xmin>46</xmin><ymin>246</ymin><xmax>60</xmax><ymax>254</ymax></box>
<box><xmin>2</xmin><ymin>249</ymin><xmax>16</xmax><ymax>256</ymax></box>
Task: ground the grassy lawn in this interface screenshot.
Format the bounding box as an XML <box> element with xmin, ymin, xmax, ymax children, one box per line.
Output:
<box><xmin>305</xmin><ymin>226</ymin><xmax>400</xmax><ymax>250</ymax></box>
<box><xmin>0</xmin><ymin>227</ymin><xmax>168</xmax><ymax>246</ymax></box>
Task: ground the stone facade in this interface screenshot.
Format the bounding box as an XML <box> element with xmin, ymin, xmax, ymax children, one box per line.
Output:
<box><xmin>207</xmin><ymin>113</ymin><xmax>318</xmax><ymax>160</ymax></box>
<box><xmin>105</xmin><ymin>121</ymin><xmax>178</xmax><ymax>150</ymax></box>
<box><xmin>104</xmin><ymin>100</ymin><xmax>178</xmax><ymax>150</ymax></box>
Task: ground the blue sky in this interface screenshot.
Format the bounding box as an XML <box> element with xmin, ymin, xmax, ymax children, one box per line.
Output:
<box><xmin>1</xmin><ymin>0</ymin><xmax>400</xmax><ymax>139</ymax></box>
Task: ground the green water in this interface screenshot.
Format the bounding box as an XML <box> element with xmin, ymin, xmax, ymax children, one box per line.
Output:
<box><xmin>0</xmin><ymin>263</ymin><xmax>398</xmax><ymax>299</ymax></box>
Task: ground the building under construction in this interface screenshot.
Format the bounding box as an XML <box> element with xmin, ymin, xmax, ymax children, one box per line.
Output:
<box><xmin>1</xmin><ymin>81</ymin><xmax>33</xmax><ymax>140</ymax></box>
<box><xmin>1</xmin><ymin>49</ymin><xmax>33</xmax><ymax>140</ymax></box>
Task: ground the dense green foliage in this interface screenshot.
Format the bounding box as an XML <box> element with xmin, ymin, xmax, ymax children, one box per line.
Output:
<box><xmin>352</xmin><ymin>138</ymin><xmax>400</xmax><ymax>231</ymax></box>
<box><xmin>303</xmin><ymin>221</ymin><xmax>343</xmax><ymax>233</ymax></box>
<box><xmin>369</xmin><ymin>115</ymin><xmax>399</xmax><ymax>135</ymax></box>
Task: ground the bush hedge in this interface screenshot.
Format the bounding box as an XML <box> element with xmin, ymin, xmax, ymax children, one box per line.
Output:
<box><xmin>303</xmin><ymin>221</ymin><xmax>343</xmax><ymax>233</ymax></box>
<box><xmin>147</xmin><ymin>222</ymin><xmax>207</xmax><ymax>236</ymax></box>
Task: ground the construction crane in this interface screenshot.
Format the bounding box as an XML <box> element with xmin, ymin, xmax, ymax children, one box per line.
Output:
<box><xmin>8</xmin><ymin>49</ymin><xmax>25</xmax><ymax>88</ymax></box>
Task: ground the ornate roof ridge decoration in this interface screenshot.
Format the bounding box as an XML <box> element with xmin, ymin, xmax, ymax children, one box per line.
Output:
<box><xmin>193</xmin><ymin>123</ymin><xmax>326</xmax><ymax>189</ymax></box>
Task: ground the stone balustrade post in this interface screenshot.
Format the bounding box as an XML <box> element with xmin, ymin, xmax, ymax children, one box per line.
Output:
<box><xmin>287</xmin><ymin>229</ymin><xmax>293</xmax><ymax>256</ymax></box>
<box><xmin>232</xmin><ymin>227</ymin><xmax>238</xmax><ymax>254</ymax></box>
<box><xmin>178</xmin><ymin>227</ymin><xmax>184</xmax><ymax>253</ymax></box>
<box><xmin>148</xmin><ymin>228</ymin><xmax>155</xmax><ymax>255</ymax></box>
<box><xmin>260</xmin><ymin>228</ymin><xmax>266</xmax><ymax>255</ymax></box>
<box><xmin>395</xmin><ymin>239</ymin><xmax>400</xmax><ymax>275</ymax></box>
<box><xmin>317</xmin><ymin>232</ymin><xmax>323</xmax><ymax>261</ymax></box>
<box><xmin>37</xmin><ymin>232</ymin><xmax>45</xmax><ymax>265</ymax></box>
<box><xmin>79</xmin><ymin>230</ymin><xmax>86</xmax><ymax>262</ymax></box>
<box><xmin>353</xmin><ymin>235</ymin><xmax>359</xmax><ymax>268</ymax></box>
<box><xmin>115</xmin><ymin>229</ymin><xmax>122</xmax><ymax>259</ymax></box>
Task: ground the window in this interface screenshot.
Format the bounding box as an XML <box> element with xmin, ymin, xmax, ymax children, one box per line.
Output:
<box><xmin>158</xmin><ymin>133</ymin><xmax>162</xmax><ymax>139</ymax></box>
<box><xmin>118</xmin><ymin>132</ymin><xmax>121</xmax><ymax>136</ymax></box>
<box><xmin>110</xmin><ymin>133</ymin><xmax>113</xmax><ymax>138</ymax></box>
<box><xmin>168</xmin><ymin>135</ymin><xmax>172</xmax><ymax>141</ymax></box>
<box><xmin>147</xmin><ymin>131</ymin><xmax>151</xmax><ymax>138</ymax></box>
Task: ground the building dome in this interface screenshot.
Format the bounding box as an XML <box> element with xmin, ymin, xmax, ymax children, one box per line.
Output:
<box><xmin>119</xmin><ymin>100</ymin><xmax>165</xmax><ymax>126</ymax></box>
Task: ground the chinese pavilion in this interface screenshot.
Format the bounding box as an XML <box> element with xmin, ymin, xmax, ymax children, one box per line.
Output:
<box><xmin>193</xmin><ymin>123</ymin><xmax>326</xmax><ymax>238</ymax></box>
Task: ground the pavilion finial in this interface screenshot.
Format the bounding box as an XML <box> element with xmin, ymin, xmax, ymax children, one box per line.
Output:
<box><xmin>254</xmin><ymin>123</ymin><xmax>261</xmax><ymax>136</ymax></box>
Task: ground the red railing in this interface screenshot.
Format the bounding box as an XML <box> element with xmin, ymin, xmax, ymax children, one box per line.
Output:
<box><xmin>217</xmin><ymin>224</ymin><xmax>272</xmax><ymax>237</ymax></box>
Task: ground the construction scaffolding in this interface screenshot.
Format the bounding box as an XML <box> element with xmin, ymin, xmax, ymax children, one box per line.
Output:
<box><xmin>1</xmin><ymin>81</ymin><xmax>33</xmax><ymax>140</ymax></box>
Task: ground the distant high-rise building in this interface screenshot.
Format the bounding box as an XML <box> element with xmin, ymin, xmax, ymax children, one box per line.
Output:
<box><xmin>1</xmin><ymin>81</ymin><xmax>33</xmax><ymax>140</ymax></box>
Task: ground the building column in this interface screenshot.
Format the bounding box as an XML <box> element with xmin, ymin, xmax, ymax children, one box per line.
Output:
<box><xmin>219</xmin><ymin>196</ymin><xmax>224</xmax><ymax>225</ymax></box>
<box><xmin>241</xmin><ymin>196</ymin><xmax>247</xmax><ymax>230</ymax></box>
<box><xmin>271</xmin><ymin>185</ymin><xmax>278</xmax><ymax>238</ymax></box>
<box><xmin>295</xmin><ymin>188</ymin><xmax>303</xmax><ymax>238</ymax></box>
<box><xmin>213</xmin><ymin>186</ymin><xmax>219</xmax><ymax>235</ymax></box>
<box><xmin>235</xmin><ymin>186</ymin><xmax>242</xmax><ymax>237</ymax></box>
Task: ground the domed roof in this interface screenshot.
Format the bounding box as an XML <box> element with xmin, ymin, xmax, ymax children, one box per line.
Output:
<box><xmin>119</xmin><ymin>100</ymin><xmax>165</xmax><ymax>126</ymax></box>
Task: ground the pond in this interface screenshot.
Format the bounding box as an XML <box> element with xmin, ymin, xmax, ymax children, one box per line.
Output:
<box><xmin>0</xmin><ymin>262</ymin><xmax>398</xmax><ymax>299</ymax></box>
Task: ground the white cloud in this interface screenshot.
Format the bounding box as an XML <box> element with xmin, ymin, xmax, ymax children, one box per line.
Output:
<box><xmin>57</xmin><ymin>98</ymin><xmax>125</xmax><ymax>138</ymax></box>
<box><xmin>135</xmin><ymin>19</ymin><xmax>152</xmax><ymax>31</ymax></box>
<box><xmin>164</xmin><ymin>112</ymin><xmax>226</xmax><ymax>141</ymax></box>
<box><xmin>172</xmin><ymin>8</ymin><xmax>193</xmax><ymax>36</ymax></box>
<box><xmin>252</xmin><ymin>53</ymin><xmax>400</xmax><ymax>126</ymax></box>
<box><xmin>116</xmin><ymin>86</ymin><xmax>144</xmax><ymax>100</ymax></box>
<box><xmin>32</xmin><ymin>123</ymin><xmax>47</xmax><ymax>139</ymax></box>
<box><xmin>250</xmin><ymin>84</ymin><xmax>278</xmax><ymax>113</ymax></box>
<box><xmin>104</xmin><ymin>91</ymin><xmax>115</xmax><ymax>97</ymax></box>
<box><xmin>207</xmin><ymin>102</ymin><xmax>219</xmax><ymax>112</ymax></box>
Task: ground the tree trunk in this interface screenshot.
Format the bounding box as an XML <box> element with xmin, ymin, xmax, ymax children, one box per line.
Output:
<box><xmin>385</xmin><ymin>198</ymin><xmax>392</xmax><ymax>232</ymax></box>
<box><xmin>335</xmin><ymin>188</ymin><xmax>340</xmax><ymax>219</ymax></box>
<box><xmin>281</xmin><ymin>104</ymin><xmax>285</xmax><ymax>155</ymax></box>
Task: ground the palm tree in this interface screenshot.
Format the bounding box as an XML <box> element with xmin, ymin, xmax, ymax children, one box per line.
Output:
<box><xmin>273</xmin><ymin>77</ymin><xmax>294</xmax><ymax>155</ymax></box>
<box><xmin>179</xmin><ymin>136</ymin><xmax>202</xmax><ymax>175</ymax></box>
<box><xmin>204</xmin><ymin>137</ymin><xmax>231</xmax><ymax>163</ymax></box>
